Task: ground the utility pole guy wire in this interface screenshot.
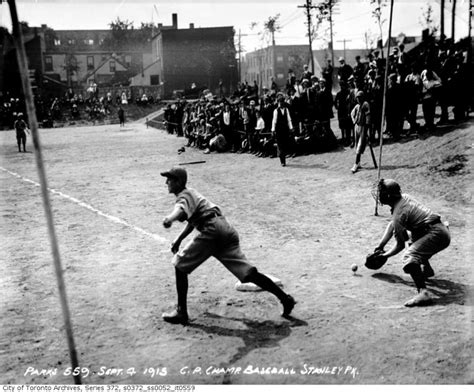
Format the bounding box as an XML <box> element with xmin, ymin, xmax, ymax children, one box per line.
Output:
<box><xmin>7</xmin><ymin>0</ymin><xmax>82</xmax><ymax>384</ymax></box>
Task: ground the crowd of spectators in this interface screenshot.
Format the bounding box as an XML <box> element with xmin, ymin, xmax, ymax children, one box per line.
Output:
<box><xmin>161</xmin><ymin>38</ymin><xmax>471</xmax><ymax>159</ymax></box>
<box><xmin>0</xmin><ymin>87</ymin><xmax>160</xmax><ymax>129</ymax></box>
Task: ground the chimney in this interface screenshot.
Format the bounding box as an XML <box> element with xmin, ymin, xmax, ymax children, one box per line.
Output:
<box><xmin>189</xmin><ymin>23</ymin><xmax>194</xmax><ymax>29</ymax></box>
<box><xmin>172</xmin><ymin>13</ymin><xmax>178</xmax><ymax>29</ymax></box>
<box><xmin>158</xmin><ymin>23</ymin><xmax>163</xmax><ymax>28</ymax></box>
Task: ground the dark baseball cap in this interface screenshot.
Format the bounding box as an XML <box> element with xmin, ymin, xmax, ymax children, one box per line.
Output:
<box><xmin>160</xmin><ymin>167</ymin><xmax>187</xmax><ymax>185</ymax></box>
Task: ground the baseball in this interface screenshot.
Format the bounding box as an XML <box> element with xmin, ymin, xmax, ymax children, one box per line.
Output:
<box><xmin>351</xmin><ymin>264</ymin><xmax>358</xmax><ymax>272</ymax></box>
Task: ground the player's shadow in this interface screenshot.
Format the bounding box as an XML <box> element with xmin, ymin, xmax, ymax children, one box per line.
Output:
<box><xmin>371</xmin><ymin>272</ymin><xmax>472</xmax><ymax>306</ymax></box>
<box><xmin>188</xmin><ymin>312</ymin><xmax>307</xmax><ymax>384</ymax></box>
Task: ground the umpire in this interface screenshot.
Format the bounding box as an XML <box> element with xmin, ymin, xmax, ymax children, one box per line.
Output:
<box><xmin>271</xmin><ymin>95</ymin><xmax>294</xmax><ymax>167</ymax></box>
<box><xmin>373</xmin><ymin>179</ymin><xmax>450</xmax><ymax>307</ymax></box>
<box><xmin>160</xmin><ymin>167</ymin><xmax>296</xmax><ymax>324</ymax></box>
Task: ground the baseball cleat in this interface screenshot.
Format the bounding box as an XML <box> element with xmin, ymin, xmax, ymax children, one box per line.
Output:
<box><xmin>162</xmin><ymin>307</ymin><xmax>189</xmax><ymax>325</ymax></box>
<box><xmin>351</xmin><ymin>163</ymin><xmax>360</xmax><ymax>173</ymax></box>
<box><xmin>404</xmin><ymin>291</ymin><xmax>433</xmax><ymax>307</ymax></box>
<box><xmin>281</xmin><ymin>295</ymin><xmax>296</xmax><ymax>317</ymax></box>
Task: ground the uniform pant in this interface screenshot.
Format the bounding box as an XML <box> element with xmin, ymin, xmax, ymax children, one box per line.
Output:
<box><xmin>173</xmin><ymin>216</ymin><xmax>255</xmax><ymax>281</ymax></box>
<box><xmin>402</xmin><ymin>222</ymin><xmax>450</xmax><ymax>269</ymax></box>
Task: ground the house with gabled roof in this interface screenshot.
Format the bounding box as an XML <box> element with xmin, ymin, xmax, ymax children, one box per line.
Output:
<box><xmin>83</xmin><ymin>54</ymin><xmax>130</xmax><ymax>86</ymax></box>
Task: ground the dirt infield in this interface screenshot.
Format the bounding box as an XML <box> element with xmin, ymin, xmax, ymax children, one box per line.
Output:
<box><xmin>0</xmin><ymin>118</ymin><xmax>472</xmax><ymax>385</ymax></box>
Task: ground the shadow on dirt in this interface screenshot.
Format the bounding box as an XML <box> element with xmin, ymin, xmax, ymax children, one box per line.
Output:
<box><xmin>188</xmin><ymin>312</ymin><xmax>307</xmax><ymax>384</ymax></box>
<box><xmin>371</xmin><ymin>272</ymin><xmax>472</xmax><ymax>306</ymax></box>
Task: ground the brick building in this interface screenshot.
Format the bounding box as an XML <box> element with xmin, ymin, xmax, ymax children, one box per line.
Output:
<box><xmin>242</xmin><ymin>45</ymin><xmax>312</xmax><ymax>90</ymax></box>
<box><xmin>147</xmin><ymin>20</ymin><xmax>238</xmax><ymax>99</ymax></box>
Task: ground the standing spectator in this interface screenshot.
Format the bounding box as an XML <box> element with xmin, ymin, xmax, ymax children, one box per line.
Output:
<box><xmin>270</xmin><ymin>77</ymin><xmax>278</xmax><ymax>94</ymax></box>
<box><xmin>334</xmin><ymin>81</ymin><xmax>352</xmax><ymax>146</ymax></box>
<box><xmin>338</xmin><ymin>57</ymin><xmax>354</xmax><ymax>84</ymax></box>
<box><xmin>299</xmin><ymin>79</ymin><xmax>316</xmax><ymax>125</ymax></box>
<box><xmin>404</xmin><ymin>65</ymin><xmax>422</xmax><ymax>133</ymax></box>
<box><xmin>286</xmin><ymin>69</ymin><xmax>296</xmax><ymax>94</ymax></box>
<box><xmin>301</xmin><ymin>64</ymin><xmax>313</xmax><ymax>82</ymax></box>
<box><xmin>350</xmin><ymin>91</ymin><xmax>370</xmax><ymax>173</ymax></box>
<box><xmin>118</xmin><ymin>106</ymin><xmax>125</xmax><ymax>127</ymax></box>
<box><xmin>121</xmin><ymin>91</ymin><xmax>128</xmax><ymax>105</ymax></box>
<box><xmin>369</xmin><ymin>75</ymin><xmax>384</xmax><ymax>143</ymax></box>
<box><xmin>420</xmin><ymin>68</ymin><xmax>442</xmax><ymax>131</ymax></box>
<box><xmin>315</xmin><ymin>79</ymin><xmax>334</xmax><ymax>136</ymax></box>
<box><xmin>385</xmin><ymin>73</ymin><xmax>403</xmax><ymax>140</ymax></box>
<box><xmin>353</xmin><ymin>55</ymin><xmax>366</xmax><ymax>90</ymax></box>
<box><xmin>219</xmin><ymin>103</ymin><xmax>237</xmax><ymax>152</ymax></box>
<box><xmin>322</xmin><ymin>59</ymin><xmax>334</xmax><ymax>93</ymax></box>
<box><xmin>14</xmin><ymin>113</ymin><xmax>29</xmax><ymax>153</ymax></box>
<box><xmin>271</xmin><ymin>95</ymin><xmax>294</xmax><ymax>167</ymax></box>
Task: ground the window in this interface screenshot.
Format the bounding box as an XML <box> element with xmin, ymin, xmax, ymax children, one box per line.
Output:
<box><xmin>44</xmin><ymin>56</ymin><xmax>53</xmax><ymax>72</ymax></box>
<box><xmin>109</xmin><ymin>60</ymin><xmax>116</xmax><ymax>73</ymax></box>
<box><xmin>87</xmin><ymin>56</ymin><xmax>94</xmax><ymax>70</ymax></box>
<box><xmin>150</xmin><ymin>75</ymin><xmax>160</xmax><ymax>85</ymax></box>
<box><xmin>85</xmin><ymin>39</ymin><xmax>94</xmax><ymax>45</ymax></box>
<box><xmin>67</xmin><ymin>39</ymin><xmax>76</xmax><ymax>45</ymax></box>
<box><xmin>125</xmin><ymin>55</ymin><xmax>132</xmax><ymax>67</ymax></box>
<box><xmin>277</xmin><ymin>73</ymin><xmax>284</xmax><ymax>79</ymax></box>
<box><xmin>288</xmin><ymin>56</ymin><xmax>295</xmax><ymax>62</ymax></box>
<box><xmin>276</xmin><ymin>55</ymin><xmax>284</xmax><ymax>62</ymax></box>
<box><xmin>54</xmin><ymin>39</ymin><xmax>61</xmax><ymax>46</ymax></box>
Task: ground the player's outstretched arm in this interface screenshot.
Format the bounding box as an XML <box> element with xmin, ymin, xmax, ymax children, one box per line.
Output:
<box><xmin>163</xmin><ymin>205</ymin><xmax>187</xmax><ymax>228</ymax></box>
<box><xmin>376</xmin><ymin>221</ymin><xmax>394</xmax><ymax>251</ymax></box>
<box><xmin>382</xmin><ymin>239</ymin><xmax>405</xmax><ymax>258</ymax></box>
<box><xmin>171</xmin><ymin>223</ymin><xmax>194</xmax><ymax>254</ymax></box>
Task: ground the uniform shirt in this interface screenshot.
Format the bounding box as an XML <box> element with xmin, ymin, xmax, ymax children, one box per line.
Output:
<box><xmin>391</xmin><ymin>194</ymin><xmax>441</xmax><ymax>242</ymax></box>
<box><xmin>175</xmin><ymin>188</ymin><xmax>221</xmax><ymax>228</ymax></box>
<box><xmin>351</xmin><ymin>101</ymin><xmax>370</xmax><ymax>126</ymax></box>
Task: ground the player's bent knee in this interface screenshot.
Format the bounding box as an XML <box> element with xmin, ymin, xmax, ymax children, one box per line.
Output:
<box><xmin>403</xmin><ymin>262</ymin><xmax>422</xmax><ymax>275</ymax></box>
<box><xmin>241</xmin><ymin>267</ymin><xmax>258</xmax><ymax>283</ymax></box>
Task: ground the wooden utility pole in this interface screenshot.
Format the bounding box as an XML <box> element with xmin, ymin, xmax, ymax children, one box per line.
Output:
<box><xmin>328</xmin><ymin>0</ymin><xmax>334</xmax><ymax>66</ymax></box>
<box><xmin>374</xmin><ymin>0</ymin><xmax>394</xmax><ymax>216</ymax></box>
<box><xmin>298</xmin><ymin>0</ymin><xmax>316</xmax><ymax>74</ymax></box>
<box><xmin>440</xmin><ymin>0</ymin><xmax>445</xmax><ymax>40</ymax></box>
<box><xmin>336</xmin><ymin>38</ymin><xmax>352</xmax><ymax>60</ymax></box>
<box><xmin>7</xmin><ymin>0</ymin><xmax>81</xmax><ymax>384</ymax></box>
<box><xmin>469</xmin><ymin>0</ymin><xmax>473</xmax><ymax>38</ymax></box>
<box><xmin>451</xmin><ymin>0</ymin><xmax>457</xmax><ymax>40</ymax></box>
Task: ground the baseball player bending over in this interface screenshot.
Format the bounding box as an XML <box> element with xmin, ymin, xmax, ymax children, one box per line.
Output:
<box><xmin>374</xmin><ymin>179</ymin><xmax>450</xmax><ymax>307</ymax></box>
<box><xmin>161</xmin><ymin>167</ymin><xmax>296</xmax><ymax>324</ymax></box>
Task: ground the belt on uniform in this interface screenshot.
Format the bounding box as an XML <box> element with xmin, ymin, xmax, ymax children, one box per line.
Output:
<box><xmin>195</xmin><ymin>211</ymin><xmax>221</xmax><ymax>228</ymax></box>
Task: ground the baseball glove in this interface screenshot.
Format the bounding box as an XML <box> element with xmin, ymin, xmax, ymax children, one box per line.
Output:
<box><xmin>365</xmin><ymin>250</ymin><xmax>388</xmax><ymax>270</ymax></box>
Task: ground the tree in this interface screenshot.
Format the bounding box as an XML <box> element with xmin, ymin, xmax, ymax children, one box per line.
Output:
<box><xmin>62</xmin><ymin>53</ymin><xmax>80</xmax><ymax>88</ymax></box>
<box><xmin>101</xmin><ymin>17</ymin><xmax>134</xmax><ymax>51</ymax></box>
<box><xmin>314</xmin><ymin>0</ymin><xmax>338</xmax><ymax>65</ymax></box>
<box><xmin>364</xmin><ymin>30</ymin><xmax>378</xmax><ymax>54</ymax></box>
<box><xmin>419</xmin><ymin>3</ymin><xmax>439</xmax><ymax>39</ymax></box>
<box><xmin>370</xmin><ymin>0</ymin><xmax>387</xmax><ymax>55</ymax></box>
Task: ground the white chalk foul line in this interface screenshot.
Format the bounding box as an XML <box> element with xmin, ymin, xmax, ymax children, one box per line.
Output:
<box><xmin>1</xmin><ymin>166</ymin><xmax>168</xmax><ymax>245</ymax></box>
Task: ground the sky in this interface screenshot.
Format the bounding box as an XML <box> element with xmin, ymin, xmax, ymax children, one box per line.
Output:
<box><xmin>0</xmin><ymin>0</ymin><xmax>471</xmax><ymax>54</ymax></box>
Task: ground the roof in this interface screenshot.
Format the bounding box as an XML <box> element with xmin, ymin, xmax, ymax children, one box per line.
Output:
<box><xmin>83</xmin><ymin>54</ymin><xmax>129</xmax><ymax>81</ymax></box>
